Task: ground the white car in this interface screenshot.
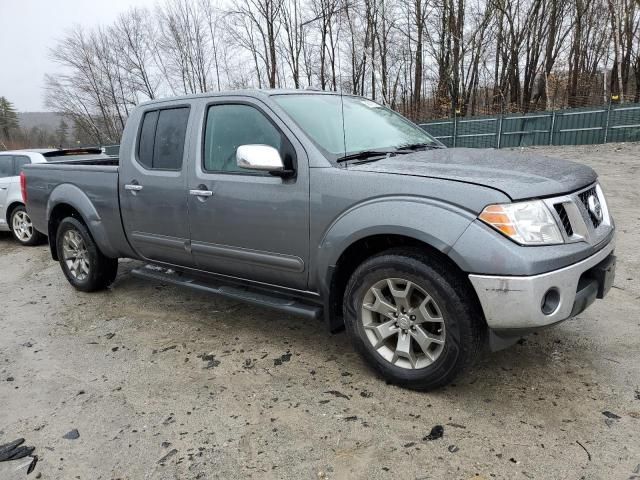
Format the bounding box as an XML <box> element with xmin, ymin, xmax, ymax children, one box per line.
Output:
<box><xmin>1</xmin><ymin>148</ymin><xmax>111</xmax><ymax>245</ymax></box>
<box><xmin>0</xmin><ymin>150</ymin><xmax>49</xmax><ymax>245</ymax></box>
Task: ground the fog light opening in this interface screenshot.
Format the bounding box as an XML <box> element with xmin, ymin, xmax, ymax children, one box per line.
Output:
<box><xmin>541</xmin><ymin>288</ymin><xmax>560</xmax><ymax>315</ymax></box>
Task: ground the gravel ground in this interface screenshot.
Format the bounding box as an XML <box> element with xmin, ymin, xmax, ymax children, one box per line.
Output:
<box><xmin>0</xmin><ymin>143</ymin><xmax>639</xmax><ymax>480</ymax></box>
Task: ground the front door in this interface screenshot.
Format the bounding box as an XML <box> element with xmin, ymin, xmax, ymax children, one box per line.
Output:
<box><xmin>187</xmin><ymin>99</ymin><xmax>310</xmax><ymax>290</ymax></box>
<box><xmin>119</xmin><ymin>105</ymin><xmax>195</xmax><ymax>267</ymax></box>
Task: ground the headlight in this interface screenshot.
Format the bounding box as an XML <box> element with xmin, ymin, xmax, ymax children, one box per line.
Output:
<box><xmin>479</xmin><ymin>200</ymin><xmax>564</xmax><ymax>245</ymax></box>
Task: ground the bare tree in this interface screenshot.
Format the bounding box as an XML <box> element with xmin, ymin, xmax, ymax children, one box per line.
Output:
<box><xmin>227</xmin><ymin>0</ymin><xmax>283</xmax><ymax>88</ymax></box>
<box><xmin>281</xmin><ymin>0</ymin><xmax>305</xmax><ymax>87</ymax></box>
<box><xmin>113</xmin><ymin>8</ymin><xmax>159</xmax><ymax>100</ymax></box>
<box><xmin>44</xmin><ymin>0</ymin><xmax>640</xmax><ymax>140</ymax></box>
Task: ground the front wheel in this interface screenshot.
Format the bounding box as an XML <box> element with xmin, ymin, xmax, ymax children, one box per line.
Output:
<box><xmin>56</xmin><ymin>217</ymin><xmax>118</xmax><ymax>292</ymax></box>
<box><xmin>10</xmin><ymin>205</ymin><xmax>45</xmax><ymax>246</ymax></box>
<box><xmin>343</xmin><ymin>248</ymin><xmax>485</xmax><ymax>391</ymax></box>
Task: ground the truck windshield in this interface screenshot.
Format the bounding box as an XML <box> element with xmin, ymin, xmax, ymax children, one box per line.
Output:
<box><xmin>272</xmin><ymin>94</ymin><xmax>440</xmax><ymax>162</ymax></box>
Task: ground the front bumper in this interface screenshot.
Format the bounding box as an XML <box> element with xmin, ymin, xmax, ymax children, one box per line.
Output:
<box><xmin>469</xmin><ymin>239</ymin><xmax>616</xmax><ymax>333</ymax></box>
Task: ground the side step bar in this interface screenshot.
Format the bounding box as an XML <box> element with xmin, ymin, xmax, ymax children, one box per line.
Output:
<box><xmin>130</xmin><ymin>265</ymin><xmax>323</xmax><ymax>321</ymax></box>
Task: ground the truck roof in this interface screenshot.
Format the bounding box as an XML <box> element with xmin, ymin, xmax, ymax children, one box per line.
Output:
<box><xmin>137</xmin><ymin>88</ymin><xmax>344</xmax><ymax>108</ymax></box>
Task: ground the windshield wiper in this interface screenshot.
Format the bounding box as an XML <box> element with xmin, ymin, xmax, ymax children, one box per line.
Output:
<box><xmin>395</xmin><ymin>142</ymin><xmax>442</xmax><ymax>151</ymax></box>
<box><xmin>336</xmin><ymin>150</ymin><xmax>394</xmax><ymax>163</ymax></box>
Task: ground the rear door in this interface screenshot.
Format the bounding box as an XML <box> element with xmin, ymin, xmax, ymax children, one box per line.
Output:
<box><xmin>0</xmin><ymin>155</ymin><xmax>14</xmax><ymax>225</ymax></box>
<box><xmin>119</xmin><ymin>105</ymin><xmax>195</xmax><ymax>267</ymax></box>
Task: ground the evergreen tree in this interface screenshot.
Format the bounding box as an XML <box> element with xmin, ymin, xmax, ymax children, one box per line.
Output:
<box><xmin>56</xmin><ymin>118</ymin><xmax>69</xmax><ymax>147</ymax></box>
<box><xmin>0</xmin><ymin>97</ymin><xmax>19</xmax><ymax>140</ymax></box>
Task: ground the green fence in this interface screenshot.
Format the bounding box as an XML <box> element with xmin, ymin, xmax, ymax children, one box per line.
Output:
<box><xmin>420</xmin><ymin>103</ymin><xmax>640</xmax><ymax>148</ymax></box>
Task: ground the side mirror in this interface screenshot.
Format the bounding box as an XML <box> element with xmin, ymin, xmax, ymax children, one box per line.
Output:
<box><xmin>236</xmin><ymin>145</ymin><xmax>285</xmax><ymax>173</ymax></box>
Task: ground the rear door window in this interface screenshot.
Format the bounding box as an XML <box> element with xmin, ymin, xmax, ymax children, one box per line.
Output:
<box><xmin>13</xmin><ymin>156</ymin><xmax>31</xmax><ymax>175</ymax></box>
<box><xmin>153</xmin><ymin>108</ymin><xmax>190</xmax><ymax>170</ymax></box>
<box><xmin>0</xmin><ymin>156</ymin><xmax>13</xmax><ymax>178</ymax></box>
<box><xmin>136</xmin><ymin>107</ymin><xmax>190</xmax><ymax>171</ymax></box>
<box><xmin>137</xmin><ymin>110</ymin><xmax>158</xmax><ymax>169</ymax></box>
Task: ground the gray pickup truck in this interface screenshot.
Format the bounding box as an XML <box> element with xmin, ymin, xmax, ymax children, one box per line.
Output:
<box><xmin>23</xmin><ymin>90</ymin><xmax>616</xmax><ymax>390</ymax></box>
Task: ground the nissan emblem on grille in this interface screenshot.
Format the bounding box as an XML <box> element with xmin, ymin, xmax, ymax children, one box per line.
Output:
<box><xmin>587</xmin><ymin>194</ymin><xmax>603</xmax><ymax>223</ymax></box>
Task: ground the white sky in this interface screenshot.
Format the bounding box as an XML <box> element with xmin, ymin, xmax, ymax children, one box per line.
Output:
<box><xmin>0</xmin><ymin>0</ymin><xmax>159</xmax><ymax>112</ymax></box>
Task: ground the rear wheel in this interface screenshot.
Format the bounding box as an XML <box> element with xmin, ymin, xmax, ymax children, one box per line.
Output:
<box><xmin>56</xmin><ymin>217</ymin><xmax>118</xmax><ymax>292</ymax></box>
<box><xmin>343</xmin><ymin>248</ymin><xmax>485</xmax><ymax>390</ymax></box>
<box><xmin>10</xmin><ymin>205</ymin><xmax>45</xmax><ymax>246</ymax></box>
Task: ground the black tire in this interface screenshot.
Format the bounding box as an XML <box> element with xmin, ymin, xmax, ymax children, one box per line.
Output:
<box><xmin>56</xmin><ymin>217</ymin><xmax>118</xmax><ymax>292</ymax></box>
<box><xmin>9</xmin><ymin>205</ymin><xmax>45</xmax><ymax>246</ymax></box>
<box><xmin>343</xmin><ymin>248</ymin><xmax>486</xmax><ymax>391</ymax></box>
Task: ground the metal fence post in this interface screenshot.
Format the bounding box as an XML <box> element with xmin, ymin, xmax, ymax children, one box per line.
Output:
<box><xmin>603</xmin><ymin>100</ymin><xmax>612</xmax><ymax>143</ymax></box>
<box><xmin>452</xmin><ymin>110</ymin><xmax>458</xmax><ymax>148</ymax></box>
<box><xmin>497</xmin><ymin>113</ymin><xmax>503</xmax><ymax>149</ymax></box>
<box><xmin>549</xmin><ymin>110</ymin><xmax>556</xmax><ymax>145</ymax></box>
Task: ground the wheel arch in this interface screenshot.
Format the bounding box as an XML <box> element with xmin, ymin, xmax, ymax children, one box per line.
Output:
<box><xmin>48</xmin><ymin>203</ymin><xmax>85</xmax><ymax>260</ymax></box>
<box><xmin>315</xmin><ymin>198</ymin><xmax>480</xmax><ymax>333</ymax></box>
<box><xmin>6</xmin><ymin>201</ymin><xmax>25</xmax><ymax>226</ymax></box>
<box><xmin>46</xmin><ymin>184</ymin><xmax>118</xmax><ymax>260</ymax></box>
<box><xmin>323</xmin><ymin>232</ymin><xmax>478</xmax><ymax>333</ymax></box>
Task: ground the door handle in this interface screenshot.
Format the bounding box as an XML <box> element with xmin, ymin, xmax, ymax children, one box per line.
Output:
<box><xmin>125</xmin><ymin>184</ymin><xmax>143</xmax><ymax>191</ymax></box>
<box><xmin>189</xmin><ymin>189</ymin><xmax>213</xmax><ymax>197</ymax></box>
<box><xmin>0</xmin><ymin>187</ymin><xmax>6</xmax><ymax>190</ymax></box>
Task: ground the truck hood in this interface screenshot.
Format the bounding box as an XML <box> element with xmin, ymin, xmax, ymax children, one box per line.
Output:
<box><xmin>349</xmin><ymin>148</ymin><xmax>597</xmax><ymax>200</ymax></box>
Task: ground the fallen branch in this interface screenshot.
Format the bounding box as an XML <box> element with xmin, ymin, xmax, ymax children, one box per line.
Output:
<box><xmin>576</xmin><ymin>440</ymin><xmax>591</xmax><ymax>461</ymax></box>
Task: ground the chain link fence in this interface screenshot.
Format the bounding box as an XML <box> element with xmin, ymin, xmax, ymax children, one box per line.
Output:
<box><xmin>420</xmin><ymin>102</ymin><xmax>640</xmax><ymax>148</ymax></box>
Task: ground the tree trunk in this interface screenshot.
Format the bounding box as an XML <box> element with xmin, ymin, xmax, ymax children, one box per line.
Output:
<box><xmin>412</xmin><ymin>0</ymin><xmax>424</xmax><ymax>117</ymax></box>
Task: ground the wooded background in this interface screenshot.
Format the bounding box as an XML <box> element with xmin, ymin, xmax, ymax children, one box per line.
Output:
<box><xmin>4</xmin><ymin>0</ymin><xmax>640</xmax><ymax>147</ymax></box>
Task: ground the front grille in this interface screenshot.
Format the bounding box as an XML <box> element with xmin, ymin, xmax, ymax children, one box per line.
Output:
<box><xmin>553</xmin><ymin>203</ymin><xmax>573</xmax><ymax>236</ymax></box>
<box><xmin>544</xmin><ymin>183</ymin><xmax>611</xmax><ymax>244</ymax></box>
<box><xmin>578</xmin><ymin>186</ymin><xmax>602</xmax><ymax>228</ymax></box>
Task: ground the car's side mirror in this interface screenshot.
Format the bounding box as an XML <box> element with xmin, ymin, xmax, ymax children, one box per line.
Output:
<box><xmin>236</xmin><ymin>145</ymin><xmax>292</xmax><ymax>177</ymax></box>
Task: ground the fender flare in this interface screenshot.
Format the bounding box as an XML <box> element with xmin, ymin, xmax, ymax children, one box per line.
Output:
<box><xmin>314</xmin><ymin>196</ymin><xmax>476</xmax><ymax>295</ymax></box>
<box><xmin>47</xmin><ymin>184</ymin><xmax>119</xmax><ymax>258</ymax></box>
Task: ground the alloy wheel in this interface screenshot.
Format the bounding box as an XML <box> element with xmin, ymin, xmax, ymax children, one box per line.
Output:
<box><xmin>62</xmin><ymin>229</ymin><xmax>90</xmax><ymax>281</ymax></box>
<box><xmin>361</xmin><ymin>278</ymin><xmax>446</xmax><ymax>369</ymax></box>
<box><xmin>12</xmin><ymin>210</ymin><xmax>34</xmax><ymax>242</ymax></box>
